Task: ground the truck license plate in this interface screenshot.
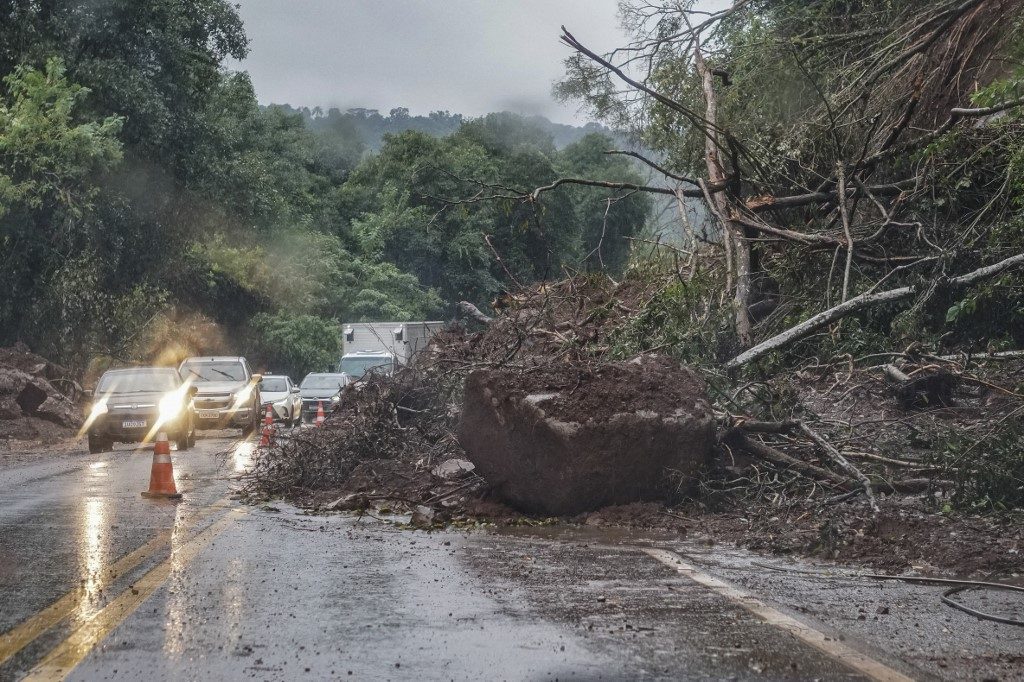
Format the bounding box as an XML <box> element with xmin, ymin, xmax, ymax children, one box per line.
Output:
<box><xmin>198</xmin><ymin>410</ymin><xmax>219</xmax><ymax>419</ymax></box>
<box><xmin>122</xmin><ymin>420</ymin><xmax>146</xmax><ymax>429</ymax></box>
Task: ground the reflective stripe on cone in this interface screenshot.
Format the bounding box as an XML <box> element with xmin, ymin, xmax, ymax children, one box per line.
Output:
<box><xmin>142</xmin><ymin>431</ymin><xmax>182</xmax><ymax>499</ymax></box>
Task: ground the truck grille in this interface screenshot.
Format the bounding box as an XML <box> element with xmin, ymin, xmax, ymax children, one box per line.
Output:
<box><xmin>194</xmin><ymin>394</ymin><xmax>232</xmax><ymax>410</ymax></box>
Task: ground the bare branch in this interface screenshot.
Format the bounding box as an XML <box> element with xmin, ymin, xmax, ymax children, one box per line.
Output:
<box><xmin>726</xmin><ymin>252</ymin><xmax>1024</xmax><ymax>370</ymax></box>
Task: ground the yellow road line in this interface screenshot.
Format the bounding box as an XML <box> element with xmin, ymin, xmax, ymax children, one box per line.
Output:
<box><xmin>23</xmin><ymin>508</ymin><xmax>243</xmax><ymax>682</ymax></box>
<box><xmin>0</xmin><ymin>499</ymin><xmax>232</xmax><ymax>667</ymax></box>
<box><xmin>643</xmin><ymin>549</ymin><xmax>916</xmax><ymax>682</ymax></box>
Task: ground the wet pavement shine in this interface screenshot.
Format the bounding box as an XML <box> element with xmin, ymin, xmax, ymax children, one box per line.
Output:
<box><xmin>1</xmin><ymin>435</ymin><xmax>1021</xmax><ymax>681</ymax></box>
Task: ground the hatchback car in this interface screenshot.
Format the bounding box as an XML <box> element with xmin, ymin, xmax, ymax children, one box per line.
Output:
<box><xmin>259</xmin><ymin>375</ymin><xmax>302</xmax><ymax>426</ymax></box>
<box><xmin>86</xmin><ymin>367</ymin><xmax>196</xmax><ymax>453</ymax></box>
<box><xmin>299</xmin><ymin>373</ymin><xmax>350</xmax><ymax>424</ymax></box>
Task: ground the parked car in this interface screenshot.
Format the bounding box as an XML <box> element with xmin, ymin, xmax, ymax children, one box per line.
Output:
<box><xmin>85</xmin><ymin>367</ymin><xmax>196</xmax><ymax>454</ymax></box>
<box><xmin>299</xmin><ymin>373</ymin><xmax>350</xmax><ymax>424</ymax></box>
<box><xmin>258</xmin><ymin>375</ymin><xmax>302</xmax><ymax>427</ymax></box>
<box><xmin>179</xmin><ymin>356</ymin><xmax>261</xmax><ymax>436</ymax></box>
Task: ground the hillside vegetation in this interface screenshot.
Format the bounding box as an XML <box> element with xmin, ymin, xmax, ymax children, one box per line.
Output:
<box><xmin>0</xmin><ymin>2</ymin><xmax>649</xmax><ymax>379</ymax></box>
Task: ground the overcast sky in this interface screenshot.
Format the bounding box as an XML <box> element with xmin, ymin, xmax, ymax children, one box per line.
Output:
<box><xmin>230</xmin><ymin>0</ymin><xmax>630</xmax><ymax>125</ymax></box>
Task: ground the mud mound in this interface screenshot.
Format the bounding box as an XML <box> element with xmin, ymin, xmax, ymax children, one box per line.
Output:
<box><xmin>481</xmin><ymin>355</ymin><xmax>708</xmax><ymax>423</ymax></box>
<box><xmin>458</xmin><ymin>355</ymin><xmax>716</xmax><ymax>516</ymax></box>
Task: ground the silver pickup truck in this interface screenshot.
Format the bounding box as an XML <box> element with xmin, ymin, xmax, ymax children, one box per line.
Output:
<box><xmin>179</xmin><ymin>356</ymin><xmax>262</xmax><ymax>436</ymax></box>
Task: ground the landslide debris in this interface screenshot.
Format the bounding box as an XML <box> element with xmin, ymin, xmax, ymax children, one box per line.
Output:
<box><xmin>459</xmin><ymin>355</ymin><xmax>715</xmax><ymax>515</ymax></box>
<box><xmin>242</xmin><ymin>268</ymin><xmax>1024</xmax><ymax>576</ymax></box>
<box><xmin>0</xmin><ymin>343</ymin><xmax>82</xmax><ymax>445</ymax></box>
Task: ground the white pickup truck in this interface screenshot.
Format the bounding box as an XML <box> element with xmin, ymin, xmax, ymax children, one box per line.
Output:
<box><xmin>338</xmin><ymin>322</ymin><xmax>444</xmax><ymax>379</ymax></box>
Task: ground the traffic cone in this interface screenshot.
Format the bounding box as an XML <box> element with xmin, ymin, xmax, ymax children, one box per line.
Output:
<box><xmin>141</xmin><ymin>432</ymin><xmax>182</xmax><ymax>499</ymax></box>
<box><xmin>315</xmin><ymin>400</ymin><xmax>325</xmax><ymax>428</ymax></box>
<box><xmin>259</xmin><ymin>404</ymin><xmax>275</xmax><ymax>446</ymax></box>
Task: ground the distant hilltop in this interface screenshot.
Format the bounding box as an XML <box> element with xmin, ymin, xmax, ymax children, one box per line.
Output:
<box><xmin>265</xmin><ymin>104</ymin><xmax>617</xmax><ymax>152</ymax></box>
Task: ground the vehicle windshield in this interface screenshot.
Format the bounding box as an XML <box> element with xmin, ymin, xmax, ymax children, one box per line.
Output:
<box><xmin>180</xmin><ymin>361</ymin><xmax>246</xmax><ymax>382</ymax></box>
<box><xmin>301</xmin><ymin>374</ymin><xmax>348</xmax><ymax>390</ymax></box>
<box><xmin>260</xmin><ymin>377</ymin><xmax>287</xmax><ymax>392</ymax></box>
<box><xmin>339</xmin><ymin>356</ymin><xmax>393</xmax><ymax>378</ymax></box>
<box><xmin>97</xmin><ymin>370</ymin><xmax>180</xmax><ymax>394</ymax></box>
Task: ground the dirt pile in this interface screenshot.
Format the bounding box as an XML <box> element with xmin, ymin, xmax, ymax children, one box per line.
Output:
<box><xmin>459</xmin><ymin>355</ymin><xmax>715</xmax><ymax>515</ymax></box>
<box><xmin>243</xmin><ymin>366</ymin><xmax>471</xmax><ymax>509</ymax></box>
<box><xmin>0</xmin><ymin>343</ymin><xmax>82</xmax><ymax>444</ymax></box>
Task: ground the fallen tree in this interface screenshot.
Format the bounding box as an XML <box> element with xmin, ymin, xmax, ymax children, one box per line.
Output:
<box><xmin>725</xmin><ymin>253</ymin><xmax>1024</xmax><ymax>370</ymax></box>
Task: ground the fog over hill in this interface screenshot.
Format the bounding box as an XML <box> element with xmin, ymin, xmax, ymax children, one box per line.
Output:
<box><xmin>269</xmin><ymin>104</ymin><xmax>619</xmax><ymax>152</ymax></box>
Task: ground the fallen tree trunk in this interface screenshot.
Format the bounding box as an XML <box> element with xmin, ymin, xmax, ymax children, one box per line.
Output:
<box><xmin>456</xmin><ymin>301</ymin><xmax>493</xmax><ymax>325</ymax></box>
<box><xmin>726</xmin><ymin>253</ymin><xmax>1024</xmax><ymax>370</ymax></box>
<box><xmin>726</xmin><ymin>433</ymin><xmax>853</xmax><ymax>489</ymax></box>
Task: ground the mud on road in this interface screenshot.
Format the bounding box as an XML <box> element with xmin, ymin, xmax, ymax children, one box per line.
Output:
<box><xmin>2</xmin><ymin>437</ymin><xmax>1023</xmax><ymax>680</ymax></box>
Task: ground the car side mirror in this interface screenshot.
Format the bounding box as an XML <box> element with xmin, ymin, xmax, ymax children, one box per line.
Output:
<box><xmin>189</xmin><ymin>386</ymin><xmax>199</xmax><ymax>396</ymax></box>
<box><xmin>83</xmin><ymin>388</ymin><xmax>93</xmax><ymax>398</ymax></box>
<box><xmin>251</xmin><ymin>373</ymin><xmax>263</xmax><ymax>383</ymax></box>
<box><xmin>292</xmin><ymin>387</ymin><xmax>300</xmax><ymax>393</ymax></box>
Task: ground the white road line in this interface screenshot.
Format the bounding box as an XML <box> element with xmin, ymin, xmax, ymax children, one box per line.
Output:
<box><xmin>643</xmin><ymin>548</ymin><xmax>916</xmax><ymax>682</ymax></box>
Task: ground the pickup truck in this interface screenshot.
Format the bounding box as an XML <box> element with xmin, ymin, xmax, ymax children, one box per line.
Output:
<box><xmin>179</xmin><ymin>356</ymin><xmax>262</xmax><ymax>436</ymax></box>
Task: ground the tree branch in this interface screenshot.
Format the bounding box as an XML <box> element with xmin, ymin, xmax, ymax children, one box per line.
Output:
<box><xmin>726</xmin><ymin>252</ymin><xmax>1024</xmax><ymax>369</ymax></box>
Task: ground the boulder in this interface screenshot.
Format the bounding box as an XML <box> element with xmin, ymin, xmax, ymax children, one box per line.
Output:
<box><xmin>458</xmin><ymin>355</ymin><xmax>715</xmax><ymax>516</ymax></box>
<box><xmin>0</xmin><ymin>396</ymin><xmax>22</xmax><ymax>420</ymax></box>
<box><xmin>34</xmin><ymin>395</ymin><xmax>82</xmax><ymax>428</ymax></box>
<box><xmin>0</xmin><ymin>367</ymin><xmax>81</xmax><ymax>426</ymax></box>
<box><xmin>431</xmin><ymin>458</ymin><xmax>475</xmax><ymax>479</ymax></box>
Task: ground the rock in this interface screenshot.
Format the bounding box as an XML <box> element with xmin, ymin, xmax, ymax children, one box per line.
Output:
<box><xmin>0</xmin><ymin>367</ymin><xmax>81</xmax><ymax>426</ymax></box>
<box><xmin>0</xmin><ymin>396</ymin><xmax>23</xmax><ymax>420</ymax></box>
<box><xmin>410</xmin><ymin>505</ymin><xmax>436</xmax><ymax>527</ymax></box>
<box><xmin>431</xmin><ymin>458</ymin><xmax>475</xmax><ymax>479</ymax></box>
<box><xmin>457</xmin><ymin>355</ymin><xmax>715</xmax><ymax>516</ymax></box>
<box><xmin>0</xmin><ymin>367</ymin><xmax>34</xmax><ymax>397</ymax></box>
<box><xmin>33</xmin><ymin>395</ymin><xmax>82</xmax><ymax>428</ymax></box>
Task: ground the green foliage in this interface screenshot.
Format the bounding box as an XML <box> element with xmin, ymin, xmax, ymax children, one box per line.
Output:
<box><xmin>0</xmin><ymin>58</ymin><xmax>123</xmax><ymax>219</ymax></box>
<box><xmin>342</xmin><ymin>122</ymin><xmax>650</xmax><ymax>304</ymax></box>
<box><xmin>246</xmin><ymin>313</ymin><xmax>341</xmax><ymax>379</ymax></box>
<box><xmin>932</xmin><ymin>418</ymin><xmax>1024</xmax><ymax>511</ymax></box>
<box><xmin>607</xmin><ymin>264</ymin><xmax>731</xmax><ymax>366</ymax></box>
<box><xmin>0</xmin><ymin>3</ymin><xmax>650</xmax><ymax>376</ymax></box>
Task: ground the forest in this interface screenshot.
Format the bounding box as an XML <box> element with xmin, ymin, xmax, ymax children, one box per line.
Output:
<box><xmin>0</xmin><ymin>1</ymin><xmax>649</xmax><ymax>379</ymax></box>
<box><xmin>3</xmin><ymin>1</ymin><xmax>1024</xmax><ymax>501</ymax></box>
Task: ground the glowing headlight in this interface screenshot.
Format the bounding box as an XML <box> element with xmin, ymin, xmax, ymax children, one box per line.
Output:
<box><xmin>232</xmin><ymin>383</ymin><xmax>254</xmax><ymax>408</ymax></box>
<box><xmin>89</xmin><ymin>401</ymin><xmax>108</xmax><ymax>418</ymax></box>
<box><xmin>159</xmin><ymin>392</ymin><xmax>183</xmax><ymax>420</ymax></box>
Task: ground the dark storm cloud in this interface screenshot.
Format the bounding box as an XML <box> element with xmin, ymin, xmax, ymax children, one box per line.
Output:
<box><xmin>230</xmin><ymin>0</ymin><xmax>629</xmax><ymax>124</ymax></box>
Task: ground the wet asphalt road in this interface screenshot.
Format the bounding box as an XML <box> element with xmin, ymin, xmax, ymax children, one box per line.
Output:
<box><xmin>1</xmin><ymin>434</ymin><xmax>1022</xmax><ymax>681</ymax></box>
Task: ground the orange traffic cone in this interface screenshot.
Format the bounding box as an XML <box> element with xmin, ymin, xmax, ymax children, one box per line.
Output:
<box><xmin>142</xmin><ymin>432</ymin><xmax>182</xmax><ymax>499</ymax></box>
<box><xmin>315</xmin><ymin>400</ymin><xmax>325</xmax><ymax>428</ymax></box>
<box><xmin>259</xmin><ymin>404</ymin><xmax>275</xmax><ymax>446</ymax></box>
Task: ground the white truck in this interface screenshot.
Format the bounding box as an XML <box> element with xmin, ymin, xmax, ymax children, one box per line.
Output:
<box><xmin>338</xmin><ymin>321</ymin><xmax>444</xmax><ymax>379</ymax></box>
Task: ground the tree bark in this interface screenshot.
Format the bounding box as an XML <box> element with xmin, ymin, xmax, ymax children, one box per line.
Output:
<box><xmin>694</xmin><ymin>44</ymin><xmax>752</xmax><ymax>346</ymax></box>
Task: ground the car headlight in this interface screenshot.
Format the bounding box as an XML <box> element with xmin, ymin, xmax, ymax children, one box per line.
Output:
<box><xmin>89</xmin><ymin>401</ymin><xmax>108</xmax><ymax>418</ymax></box>
<box><xmin>232</xmin><ymin>384</ymin><xmax>254</xmax><ymax>409</ymax></box>
<box><xmin>159</xmin><ymin>392</ymin><xmax>182</xmax><ymax>420</ymax></box>
<box><xmin>331</xmin><ymin>394</ymin><xmax>341</xmax><ymax>403</ymax></box>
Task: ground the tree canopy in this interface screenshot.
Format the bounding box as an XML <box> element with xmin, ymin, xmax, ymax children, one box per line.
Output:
<box><xmin>0</xmin><ymin>0</ymin><xmax>653</xmax><ymax>378</ymax></box>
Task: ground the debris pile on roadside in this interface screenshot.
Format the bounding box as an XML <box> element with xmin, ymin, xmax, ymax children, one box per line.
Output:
<box><xmin>242</xmin><ymin>363</ymin><xmax>493</xmax><ymax>523</ymax></box>
<box><xmin>0</xmin><ymin>343</ymin><xmax>82</xmax><ymax>445</ymax></box>
<box><xmin>243</xmin><ymin>266</ymin><xmax>1024</xmax><ymax>574</ymax></box>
